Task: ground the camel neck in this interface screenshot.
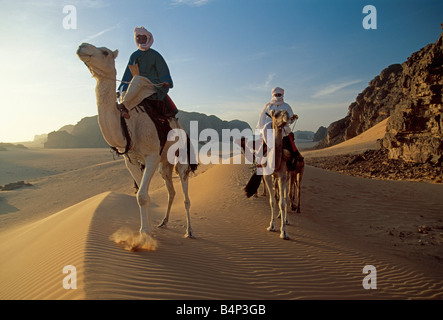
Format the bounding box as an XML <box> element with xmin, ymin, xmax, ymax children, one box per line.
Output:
<box><xmin>95</xmin><ymin>77</ymin><xmax>127</xmax><ymax>149</ymax></box>
<box><xmin>95</xmin><ymin>77</ymin><xmax>116</xmax><ymax>109</ymax></box>
<box><xmin>273</xmin><ymin>128</ymin><xmax>283</xmax><ymax>171</ymax></box>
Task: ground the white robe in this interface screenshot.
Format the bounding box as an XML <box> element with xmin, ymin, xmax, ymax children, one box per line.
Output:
<box><xmin>240</xmin><ymin>102</ymin><xmax>294</xmax><ymax>173</ymax></box>
<box><xmin>256</xmin><ymin>102</ymin><xmax>295</xmax><ymax>142</ymax></box>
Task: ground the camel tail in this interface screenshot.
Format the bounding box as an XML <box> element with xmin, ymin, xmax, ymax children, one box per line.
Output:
<box><xmin>244</xmin><ymin>172</ymin><xmax>262</xmax><ymax>198</ymax></box>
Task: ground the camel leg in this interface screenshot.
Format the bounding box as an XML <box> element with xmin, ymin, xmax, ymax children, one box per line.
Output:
<box><xmin>278</xmin><ymin>174</ymin><xmax>290</xmax><ymax>240</ymax></box>
<box><xmin>296</xmin><ymin>169</ymin><xmax>303</xmax><ymax>213</ymax></box>
<box><xmin>274</xmin><ymin>177</ymin><xmax>281</xmax><ymax>219</ymax></box>
<box><xmin>157</xmin><ymin>161</ymin><xmax>176</xmax><ymax>228</ymax></box>
<box><xmin>137</xmin><ymin>154</ymin><xmax>160</xmax><ymax>235</ymax></box>
<box><xmin>264</xmin><ymin>175</ymin><xmax>277</xmax><ymax>232</ymax></box>
<box><xmin>124</xmin><ymin>157</ymin><xmax>143</xmax><ymax>188</ymax></box>
<box><xmin>289</xmin><ymin>171</ymin><xmax>296</xmax><ymax>212</ymax></box>
<box><xmin>176</xmin><ymin>163</ymin><xmax>194</xmax><ymax>238</ymax></box>
<box><xmin>262</xmin><ymin>177</ymin><xmax>267</xmax><ymax>196</ymax></box>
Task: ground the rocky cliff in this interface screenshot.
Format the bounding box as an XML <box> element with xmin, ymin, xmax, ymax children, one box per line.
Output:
<box><xmin>313</xmin><ymin>126</ymin><xmax>328</xmax><ymax>142</ymax></box>
<box><xmin>318</xmin><ymin>30</ymin><xmax>443</xmax><ymax>164</ymax></box>
<box><xmin>380</xmin><ymin>32</ymin><xmax>443</xmax><ymax>164</ymax></box>
<box><xmin>317</xmin><ymin>63</ymin><xmax>403</xmax><ymax>148</ymax></box>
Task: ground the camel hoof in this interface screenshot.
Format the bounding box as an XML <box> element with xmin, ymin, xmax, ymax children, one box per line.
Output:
<box><xmin>185</xmin><ymin>229</ymin><xmax>195</xmax><ymax>238</ymax></box>
<box><xmin>157</xmin><ymin>220</ymin><xmax>167</xmax><ymax>228</ymax></box>
<box><xmin>267</xmin><ymin>226</ymin><xmax>277</xmax><ymax>232</ymax></box>
<box><xmin>139</xmin><ymin>228</ymin><xmax>150</xmax><ymax>235</ymax></box>
<box><xmin>280</xmin><ymin>232</ymin><xmax>290</xmax><ymax>240</ymax></box>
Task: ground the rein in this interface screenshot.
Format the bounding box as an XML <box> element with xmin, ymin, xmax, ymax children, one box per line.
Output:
<box><xmin>290</xmin><ymin>118</ymin><xmax>298</xmax><ymax>132</ymax></box>
<box><xmin>266</xmin><ymin>112</ymin><xmax>298</xmax><ymax>131</ymax></box>
<box><xmin>116</xmin><ymin>78</ymin><xmax>163</xmax><ymax>87</ymax></box>
<box><xmin>113</xmin><ymin>77</ymin><xmax>164</xmax><ymax>88</ymax></box>
<box><xmin>110</xmin><ymin>115</ymin><xmax>132</xmax><ymax>159</ymax></box>
<box><xmin>84</xmin><ymin>61</ymin><xmax>164</xmax><ymax>88</ymax></box>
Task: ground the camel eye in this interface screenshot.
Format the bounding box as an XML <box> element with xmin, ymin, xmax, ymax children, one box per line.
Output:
<box><xmin>102</xmin><ymin>51</ymin><xmax>109</xmax><ymax>56</ymax></box>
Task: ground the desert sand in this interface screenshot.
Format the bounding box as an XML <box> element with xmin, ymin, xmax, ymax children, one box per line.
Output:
<box><xmin>302</xmin><ymin>118</ymin><xmax>389</xmax><ymax>158</ymax></box>
<box><xmin>1</xmin><ymin>122</ymin><xmax>443</xmax><ymax>300</ymax></box>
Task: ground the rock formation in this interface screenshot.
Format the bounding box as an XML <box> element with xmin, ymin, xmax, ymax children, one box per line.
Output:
<box><xmin>380</xmin><ymin>32</ymin><xmax>443</xmax><ymax>164</ymax></box>
<box><xmin>318</xmin><ymin>29</ymin><xmax>443</xmax><ymax>165</ymax></box>
<box><xmin>313</xmin><ymin>126</ymin><xmax>328</xmax><ymax>142</ymax></box>
<box><xmin>317</xmin><ymin>63</ymin><xmax>403</xmax><ymax>148</ymax></box>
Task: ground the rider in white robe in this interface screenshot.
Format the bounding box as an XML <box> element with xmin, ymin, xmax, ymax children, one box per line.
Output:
<box><xmin>254</xmin><ymin>87</ymin><xmax>297</xmax><ymax>172</ymax></box>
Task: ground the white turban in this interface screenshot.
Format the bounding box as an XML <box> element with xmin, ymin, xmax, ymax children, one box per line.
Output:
<box><xmin>134</xmin><ymin>27</ymin><xmax>154</xmax><ymax>51</ymax></box>
<box><xmin>270</xmin><ymin>87</ymin><xmax>284</xmax><ymax>106</ymax></box>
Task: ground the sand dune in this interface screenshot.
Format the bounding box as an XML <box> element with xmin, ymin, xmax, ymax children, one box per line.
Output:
<box><xmin>1</xmin><ymin>124</ymin><xmax>443</xmax><ymax>299</ymax></box>
<box><xmin>0</xmin><ymin>193</ymin><xmax>105</xmax><ymax>299</ymax></box>
<box><xmin>303</xmin><ymin>118</ymin><xmax>389</xmax><ymax>158</ymax></box>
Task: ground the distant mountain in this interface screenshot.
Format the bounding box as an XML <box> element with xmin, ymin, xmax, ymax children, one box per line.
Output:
<box><xmin>0</xmin><ymin>143</ymin><xmax>27</xmax><ymax>151</ymax></box>
<box><xmin>44</xmin><ymin>116</ymin><xmax>108</xmax><ymax>148</ymax></box>
<box><xmin>44</xmin><ymin>111</ymin><xmax>251</xmax><ymax>149</ymax></box>
<box><xmin>58</xmin><ymin>124</ymin><xmax>75</xmax><ymax>134</ymax></box>
<box><xmin>293</xmin><ymin>130</ymin><xmax>315</xmax><ymax>141</ymax></box>
<box><xmin>313</xmin><ymin>126</ymin><xmax>327</xmax><ymax>142</ymax></box>
<box><xmin>176</xmin><ymin>111</ymin><xmax>251</xmax><ymax>139</ymax></box>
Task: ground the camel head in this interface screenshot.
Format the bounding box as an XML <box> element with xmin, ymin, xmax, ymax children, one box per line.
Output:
<box><xmin>270</xmin><ymin>109</ymin><xmax>290</xmax><ymax>130</ymax></box>
<box><xmin>77</xmin><ymin>43</ymin><xmax>119</xmax><ymax>79</ymax></box>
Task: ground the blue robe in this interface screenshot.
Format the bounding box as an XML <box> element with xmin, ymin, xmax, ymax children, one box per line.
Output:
<box><xmin>118</xmin><ymin>49</ymin><xmax>173</xmax><ymax>101</ymax></box>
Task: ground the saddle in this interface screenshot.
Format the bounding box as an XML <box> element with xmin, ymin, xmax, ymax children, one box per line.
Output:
<box><xmin>138</xmin><ymin>96</ymin><xmax>178</xmax><ymax>154</ymax></box>
<box><xmin>283</xmin><ymin>133</ymin><xmax>303</xmax><ymax>171</ymax></box>
<box><xmin>255</xmin><ymin>133</ymin><xmax>302</xmax><ymax>171</ymax></box>
<box><xmin>144</xmin><ymin>94</ymin><xmax>178</xmax><ymax>118</ymax></box>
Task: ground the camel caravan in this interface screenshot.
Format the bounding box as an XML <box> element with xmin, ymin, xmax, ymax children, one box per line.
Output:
<box><xmin>76</xmin><ymin>37</ymin><xmax>304</xmax><ymax>241</ymax></box>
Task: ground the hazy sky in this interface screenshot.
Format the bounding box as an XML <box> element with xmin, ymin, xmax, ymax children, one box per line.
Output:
<box><xmin>0</xmin><ymin>0</ymin><xmax>441</xmax><ymax>142</ymax></box>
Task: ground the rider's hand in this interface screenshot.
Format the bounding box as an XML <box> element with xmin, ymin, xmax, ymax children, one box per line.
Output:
<box><xmin>161</xmin><ymin>82</ymin><xmax>170</xmax><ymax>88</ymax></box>
<box><xmin>292</xmin><ymin>114</ymin><xmax>299</xmax><ymax>120</ymax></box>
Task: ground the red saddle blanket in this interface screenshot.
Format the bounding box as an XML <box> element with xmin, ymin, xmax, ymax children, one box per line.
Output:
<box><xmin>139</xmin><ymin>96</ymin><xmax>176</xmax><ymax>154</ymax></box>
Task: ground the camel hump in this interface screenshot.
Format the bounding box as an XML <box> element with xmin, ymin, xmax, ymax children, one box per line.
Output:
<box><xmin>137</xmin><ymin>99</ymin><xmax>175</xmax><ymax>154</ymax></box>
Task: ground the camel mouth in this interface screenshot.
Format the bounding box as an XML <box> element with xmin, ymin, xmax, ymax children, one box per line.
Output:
<box><xmin>76</xmin><ymin>49</ymin><xmax>91</xmax><ymax>60</ymax></box>
<box><xmin>76</xmin><ymin>43</ymin><xmax>94</xmax><ymax>62</ymax></box>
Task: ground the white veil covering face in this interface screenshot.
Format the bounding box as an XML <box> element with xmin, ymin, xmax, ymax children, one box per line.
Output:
<box><xmin>270</xmin><ymin>87</ymin><xmax>285</xmax><ymax>106</ymax></box>
<box><xmin>134</xmin><ymin>27</ymin><xmax>154</xmax><ymax>51</ymax></box>
<box><xmin>256</xmin><ymin>87</ymin><xmax>294</xmax><ymax>131</ymax></box>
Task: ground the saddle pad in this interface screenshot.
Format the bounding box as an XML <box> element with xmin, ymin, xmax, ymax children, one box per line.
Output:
<box><xmin>283</xmin><ymin>135</ymin><xmax>299</xmax><ymax>171</ymax></box>
<box><xmin>139</xmin><ymin>99</ymin><xmax>173</xmax><ymax>154</ymax></box>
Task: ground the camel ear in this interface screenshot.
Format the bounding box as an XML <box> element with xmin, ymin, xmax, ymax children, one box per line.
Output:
<box><xmin>112</xmin><ymin>49</ymin><xmax>119</xmax><ymax>59</ymax></box>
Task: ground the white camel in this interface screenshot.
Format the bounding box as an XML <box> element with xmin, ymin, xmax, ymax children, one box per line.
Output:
<box><xmin>244</xmin><ymin>110</ymin><xmax>291</xmax><ymax>239</ymax></box>
<box><xmin>76</xmin><ymin>43</ymin><xmax>197</xmax><ymax>238</ymax></box>
<box><xmin>264</xmin><ymin>110</ymin><xmax>291</xmax><ymax>239</ymax></box>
